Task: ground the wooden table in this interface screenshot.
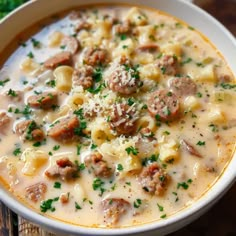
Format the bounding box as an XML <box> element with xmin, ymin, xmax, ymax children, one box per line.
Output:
<box><xmin>1</xmin><ymin>0</ymin><xmax>236</xmax><ymax>235</ymax></box>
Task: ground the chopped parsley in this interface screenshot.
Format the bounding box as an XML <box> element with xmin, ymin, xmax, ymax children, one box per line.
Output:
<box><xmin>25</xmin><ymin>121</ymin><xmax>37</xmax><ymax>140</ymax></box>
<box><xmin>73</xmin><ymin>108</ymin><xmax>84</xmax><ymax>120</ymax></box>
<box><xmin>209</xmin><ymin>124</ymin><xmax>219</xmax><ymax>132</ymax></box>
<box><xmin>74</xmin><ymin>160</ymin><xmax>85</xmax><ymax>171</ymax></box>
<box><xmin>53</xmin><ymin>145</ymin><xmax>60</xmax><ymax>151</ymax></box>
<box><xmin>15</xmin><ymin>105</ymin><xmax>32</xmax><ymax>118</ymax></box>
<box><xmin>33</xmin><ymin>141</ymin><xmax>42</xmax><ymax>147</ymax></box>
<box><xmin>157</xmin><ymin>203</ymin><xmax>164</xmax><ymax>212</ymax></box>
<box><xmin>77</xmin><ymin>144</ymin><xmax>82</xmax><ymax>155</ymax></box>
<box><xmin>93</xmin><ymin>178</ymin><xmax>104</xmax><ymax>190</ymax></box>
<box><xmin>160</xmin><ymin>66</ymin><xmax>166</xmax><ymax>74</ymax></box>
<box><xmin>196</xmin><ymin>92</ymin><xmax>202</xmax><ymax>98</ymax></box>
<box><xmin>163</xmin><ymin>130</ymin><xmax>170</xmax><ymax>135</ymax></box>
<box><xmin>0</xmin><ymin>78</ymin><xmax>10</xmax><ymax>87</ymax></box>
<box><xmin>187</xmin><ymin>179</ymin><xmax>193</xmax><ymax>184</ymax></box>
<box><xmin>177</xmin><ymin>179</ymin><xmax>192</xmax><ymax>190</ymax></box>
<box><xmin>31</xmin><ymin>38</ymin><xmax>41</xmax><ymax>48</ymax></box>
<box><xmin>53</xmin><ymin>182</ymin><xmax>61</xmax><ymax>189</ymax></box>
<box><xmin>122</xmin><ymin>45</ymin><xmax>128</xmax><ymax>49</ymax></box>
<box><xmin>142</xmin><ymin>154</ymin><xmax>159</xmax><ymax>166</ymax></box>
<box><xmin>74</xmin><ymin>121</ymin><xmax>87</xmax><ymax>137</ymax></box>
<box><xmin>91</xmin><ymin>143</ymin><xmax>97</xmax><ymax>150</ymax></box>
<box><xmin>133</xmin><ymin>199</ymin><xmax>142</xmax><ymax>208</ymax></box>
<box><xmin>175</xmin><ymin>22</ymin><xmax>183</xmax><ymax>28</ymax></box>
<box><xmin>196</xmin><ymin>62</ymin><xmax>205</xmax><ymax>67</ymax></box>
<box><xmin>27</xmin><ymin>51</ymin><xmax>34</xmax><ymax>58</ymax></box>
<box><xmin>92</xmin><ymin>178</ymin><xmax>106</xmax><ymax>196</ymax></box>
<box><xmin>87</xmin><ymin>83</ymin><xmax>105</xmax><ymax>94</ymax></box>
<box><xmin>40</xmin><ymin>197</ymin><xmax>59</xmax><ymax>213</ymax></box>
<box><xmin>196</xmin><ymin>141</ymin><xmax>205</xmax><ymax>146</ymax></box>
<box><xmin>46</xmin><ymin>80</ymin><xmax>56</xmax><ymax>87</ymax></box>
<box><xmin>160</xmin><ymin>214</ymin><xmax>167</xmax><ymax>219</ymax></box>
<box><xmin>141</xmin><ymin>104</ymin><xmax>148</xmax><ymax>110</ymax></box>
<box><xmin>7</xmin><ymin>89</ymin><xmax>18</xmax><ymax>97</ymax></box>
<box><xmin>127</xmin><ymin>97</ymin><xmax>135</xmax><ymax>106</ymax></box>
<box><xmin>92</xmin><ymin>67</ymin><xmax>103</xmax><ymax>82</ymax></box>
<box><xmin>155</xmin><ymin>114</ymin><xmax>161</xmax><ymax>121</ymax></box>
<box><xmin>157</xmin><ymin>53</ymin><xmax>163</xmax><ymax>59</ymax></box>
<box><xmin>220</xmin><ymin>83</ymin><xmax>236</xmax><ymax>89</ymax></box>
<box><xmin>75</xmin><ymin>202</ymin><xmax>82</xmax><ymax>210</ymax></box>
<box><xmin>111</xmin><ymin>183</ymin><xmax>117</xmax><ymax>191</ymax></box>
<box><xmin>172</xmin><ymin>192</ymin><xmax>179</xmax><ymax>202</ymax></box>
<box><xmin>119</xmin><ymin>34</ymin><xmax>127</xmax><ymax>40</ymax></box>
<box><xmin>13</xmin><ymin>148</ymin><xmax>21</xmax><ymax>156</ymax></box>
<box><xmin>78</xmin><ymin>163</ymin><xmax>85</xmax><ymax>171</ymax></box>
<box><xmin>188</xmin><ymin>26</ymin><xmax>195</xmax><ymax>30</ymax></box>
<box><xmin>125</xmin><ymin>146</ymin><xmax>139</xmax><ymax>155</ymax></box>
<box><xmin>117</xmin><ymin>163</ymin><xmax>124</xmax><ymax>171</ymax></box>
<box><xmin>181</xmin><ymin>57</ymin><xmax>192</xmax><ymax>66</ymax></box>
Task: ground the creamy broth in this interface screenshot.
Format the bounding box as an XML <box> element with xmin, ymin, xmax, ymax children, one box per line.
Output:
<box><xmin>0</xmin><ymin>4</ymin><xmax>236</xmax><ymax>228</ymax></box>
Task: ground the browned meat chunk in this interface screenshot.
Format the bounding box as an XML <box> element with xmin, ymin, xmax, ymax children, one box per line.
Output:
<box><xmin>85</xmin><ymin>152</ymin><xmax>113</xmax><ymax>178</ymax></box>
<box><xmin>169</xmin><ymin>77</ymin><xmax>197</xmax><ymax>97</ymax></box>
<box><xmin>72</xmin><ymin>65</ymin><xmax>93</xmax><ymax>89</ymax></box>
<box><xmin>108</xmin><ymin>62</ymin><xmax>140</xmax><ymax>95</ymax></box>
<box><xmin>139</xmin><ymin>163</ymin><xmax>170</xmax><ymax>196</ymax></box>
<box><xmin>15</xmin><ymin>120</ymin><xmax>45</xmax><ymax>141</ymax></box>
<box><xmin>44</xmin><ymin>51</ymin><xmax>72</xmax><ymax>69</ymax></box>
<box><xmin>180</xmin><ymin>139</ymin><xmax>202</xmax><ymax>158</ymax></box>
<box><xmin>218</xmin><ymin>74</ymin><xmax>232</xmax><ymax>83</ymax></box>
<box><xmin>75</xmin><ymin>20</ymin><xmax>91</xmax><ymax>32</ymax></box>
<box><xmin>25</xmin><ymin>182</ymin><xmax>47</xmax><ymax>203</ymax></box>
<box><xmin>27</xmin><ymin>91</ymin><xmax>57</xmax><ymax>109</ymax></box>
<box><xmin>15</xmin><ymin>120</ymin><xmax>32</xmax><ymax>135</ymax></box>
<box><xmin>60</xmin><ymin>192</ymin><xmax>70</xmax><ymax>204</ymax></box>
<box><xmin>31</xmin><ymin>129</ymin><xmax>45</xmax><ymax>142</ymax></box>
<box><xmin>101</xmin><ymin>198</ymin><xmax>131</xmax><ymax>225</ymax></box>
<box><xmin>137</xmin><ymin>44</ymin><xmax>159</xmax><ymax>52</ymax></box>
<box><xmin>0</xmin><ymin>112</ymin><xmax>10</xmax><ymax>129</ymax></box>
<box><xmin>48</xmin><ymin>116</ymin><xmax>80</xmax><ymax>142</ymax></box>
<box><xmin>61</xmin><ymin>36</ymin><xmax>80</xmax><ymax>55</ymax></box>
<box><xmin>114</xmin><ymin>20</ymin><xmax>131</xmax><ymax>34</ymax></box>
<box><xmin>45</xmin><ymin>157</ymin><xmax>78</xmax><ymax>180</ymax></box>
<box><xmin>110</xmin><ymin>103</ymin><xmax>138</xmax><ymax>135</ymax></box>
<box><xmin>157</xmin><ymin>55</ymin><xmax>179</xmax><ymax>75</ymax></box>
<box><xmin>83</xmin><ymin>47</ymin><xmax>108</xmax><ymax>66</ymax></box>
<box><xmin>147</xmin><ymin>89</ymin><xmax>180</xmax><ymax>122</ymax></box>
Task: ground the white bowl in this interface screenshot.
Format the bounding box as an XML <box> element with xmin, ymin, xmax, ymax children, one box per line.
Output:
<box><xmin>0</xmin><ymin>0</ymin><xmax>236</xmax><ymax>235</ymax></box>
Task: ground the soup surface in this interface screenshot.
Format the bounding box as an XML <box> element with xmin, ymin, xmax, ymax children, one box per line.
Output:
<box><xmin>0</xmin><ymin>4</ymin><xmax>236</xmax><ymax>228</ymax></box>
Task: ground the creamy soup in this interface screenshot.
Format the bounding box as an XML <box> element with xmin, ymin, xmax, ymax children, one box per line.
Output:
<box><xmin>0</xmin><ymin>4</ymin><xmax>236</xmax><ymax>228</ymax></box>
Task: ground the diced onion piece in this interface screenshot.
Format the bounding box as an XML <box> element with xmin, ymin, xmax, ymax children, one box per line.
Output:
<box><xmin>207</xmin><ymin>106</ymin><xmax>225</xmax><ymax>123</ymax></box>
<box><xmin>184</xmin><ymin>96</ymin><xmax>201</xmax><ymax>111</ymax></box>
<box><xmin>161</xmin><ymin>43</ymin><xmax>182</xmax><ymax>58</ymax></box>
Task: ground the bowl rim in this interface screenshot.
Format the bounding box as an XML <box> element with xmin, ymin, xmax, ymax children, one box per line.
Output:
<box><xmin>0</xmin><ymin>0</ymin><xmax>236</xmax><ymax>235</ymax></box>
